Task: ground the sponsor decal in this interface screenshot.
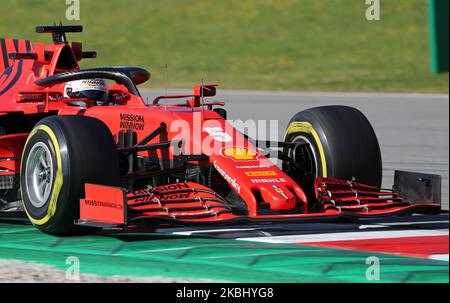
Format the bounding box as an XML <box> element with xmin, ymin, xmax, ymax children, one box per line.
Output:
<box><xmin>272</xmin><ymin>185</ymin><xmax>289</xmax><ymax>199</ymax></box>
<box><xmin>213</xmin><ymin>160</ymin><xmax>241</xmax><ymax>194</ymax></box>
<box><xmin>157</xmin><ymin>193</ymin><xmax>191</xmax><ymax>200</ymax></box>
<box><xmin>133</xmin><ymin>183</ymin><xmax>191</xmax><ymax>202</ymax></box>
<box><xmin>203</xmin><ymin>127</ymin><xmax>232</xmax><ymax>142</ymax></box>
<box><xmin>221</xmin><ymin>147</ymin><xmax>259</xmax><ymax>161</ymax></box>
<box><xmin>80</xmin><ymin>78</ymin><xmax>105</xmax><ymax>88</ymax></box>
<box><xmin>251</xmin><ymin>178</ymin><xmax>287</xmax><ymax>184</ymax></box>
<box><xmin>155</xmin><ymin>183</ymin><xmax>190</xmax><ymax>192</ymax></box>
<box><xmin>84</xmin><ymin>200</ymin><xmax>123</xmax><ymax>210</ymax></box>
<box><xmin>235</xmin><ymin>164</ymin><xmax>274</xmax><ymax>169</ymax></box>
<box><xmin>120</xmin><ymin>113</ymin><xmax>145</xmax><ymax>131</ymax></box>
<box><xmin>245</xmin><ymin>171</ymin><xmax>278</xmax><ymax>177</ymax></box>
<box><xmin>135</xmin><ymin>192</ymin><xmax>191</xmax><ymax>203</ymax></box>
<box><xmin>111</xmin><ymin>91</ymin><xmax>130</xmax><ymax>103</ymax></box>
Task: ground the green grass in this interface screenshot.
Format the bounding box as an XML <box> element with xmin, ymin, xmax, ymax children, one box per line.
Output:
<box><xmin>1</xmin><ymin>0</ymin><xmax>448</xmax><ymax>92</ymax></box>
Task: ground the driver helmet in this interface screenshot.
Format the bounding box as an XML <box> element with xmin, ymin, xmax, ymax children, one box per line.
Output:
<box><xmin>64</xmin><ymin>79</ymin><xmax>108</xmax><ymax>105</ymax></box>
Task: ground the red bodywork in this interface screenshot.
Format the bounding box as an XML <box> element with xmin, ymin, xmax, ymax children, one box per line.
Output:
<box><xmin>0</xmin><ymin>28</ymin><xmax>441</xmax><ymax>229</ymax></box>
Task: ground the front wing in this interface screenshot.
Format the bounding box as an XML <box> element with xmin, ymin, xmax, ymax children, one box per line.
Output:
<box><xmin>76</xmin><ymin>177</ymin><xmax>442</xmax><ymax>229</ymax></box>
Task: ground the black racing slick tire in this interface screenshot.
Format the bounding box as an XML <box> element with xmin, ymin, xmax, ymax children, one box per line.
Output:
<box><xmin>283</xmin><ymin>106</ymin><xmax>382</xmax><ymax>187</ymax></box>
<box><xmin>20</xmin><ymin>115</ymin><xmax>121</xmax><ymax>235</ymax></box>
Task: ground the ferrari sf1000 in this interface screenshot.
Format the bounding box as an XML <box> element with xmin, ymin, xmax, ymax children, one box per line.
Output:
<box><xmin>0</xmin><ymin>25</ymin><xmax>442</xmax><ymax>235</ymax></box>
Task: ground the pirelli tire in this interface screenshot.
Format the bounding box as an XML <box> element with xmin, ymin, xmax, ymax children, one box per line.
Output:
<box><xmin>284</xmin><ymin>105</ymin><xmax>382</xmax><ymax>188</ymax></box>
<box><xmin>20</xmin><ymin>115</ymin><xmax>121</xmax><ymax>235</ymax></box>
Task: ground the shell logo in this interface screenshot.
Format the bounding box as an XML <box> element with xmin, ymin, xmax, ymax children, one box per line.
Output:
<box><xmin>221</xmin><ymin>147</ymin><xmax>259</xmax><ymax>161</ymax></box>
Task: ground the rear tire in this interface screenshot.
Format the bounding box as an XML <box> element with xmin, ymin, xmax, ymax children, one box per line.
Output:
<box><xmin>20</xmin><ymin>115</ymin><xmax>120</xmax><ymax>235</ymax></box>
<box><xmin>283</xmin><ymin>106</ymin><xmax>382</xmax><ymax>187</ymax></box>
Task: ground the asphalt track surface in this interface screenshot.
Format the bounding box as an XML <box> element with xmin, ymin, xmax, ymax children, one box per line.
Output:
<box><xmin>142</xmin><ymin>89</ymin><xmax>449</xmax><ymax>209</ymax></box>
<box><xmin>0</xmin><ymin>90</ymin><xmax>448</xmax><ymax>283</ymax></box>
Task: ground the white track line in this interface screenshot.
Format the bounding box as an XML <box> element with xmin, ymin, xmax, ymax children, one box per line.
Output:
<box><xmin>358</xmin><ymin>220</ymin><xmax>449</xmax><ymax>229</ymax></box>
<box><xmin>237</xmin><ymin>229</ymin><xmax>449</xmax><ymax>244</ymax></box>
<box><xmin>173</xmin><ymin>228</ymin><xmax>257</xmax><ymax>236</ymax></box>
<box><xmin>429</xmin><ymin>254</ymin><xmax>449</xmax><ymax>262</ymax></box>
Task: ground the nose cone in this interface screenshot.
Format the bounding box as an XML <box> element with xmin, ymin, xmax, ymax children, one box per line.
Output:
<box><xmin>258</xmin><ymin>184</ymin><xmax>298</xmax><ymax>210</ymax></box>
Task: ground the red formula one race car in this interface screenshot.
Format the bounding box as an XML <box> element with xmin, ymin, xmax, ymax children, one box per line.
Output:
<box><xmin>0</xmin><ymin>25</ymin><xmax>442</xmax><ymax>235</ymax></box>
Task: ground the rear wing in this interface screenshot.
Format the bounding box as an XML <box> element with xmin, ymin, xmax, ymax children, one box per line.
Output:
<box><xmin>0</xmin><ymin>24</ymin><xmax>101</xmax><ymax>109</ymax></box>
<box><xmin>1</xmin><ymin>24</ymin><xmax>96</xmax><ymax>76</ymax></box>
<box><xmin>36</xmin><ymin>25</ymin><xmax>82</xmax><ymax>44</ymax></box>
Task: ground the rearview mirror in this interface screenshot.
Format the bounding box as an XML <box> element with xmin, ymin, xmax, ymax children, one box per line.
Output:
<box><xmin>194</xmin><ymin>84</ymin><xmax>217</xmax><ymax>97</ymax></box>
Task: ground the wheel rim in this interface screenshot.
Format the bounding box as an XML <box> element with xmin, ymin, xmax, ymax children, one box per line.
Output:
<box><xmin>25</xmin><ymin>142</ymin><xmax>55</xmax><ymax>208</ymax></box>
<box><xmin>290</xmin><ymin>135</ymin><xmax>318</xmax><ymax>177</ymax></box>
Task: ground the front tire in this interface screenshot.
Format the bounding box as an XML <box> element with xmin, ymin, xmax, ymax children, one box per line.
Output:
<box><xmin>283</xmin><ymin>106</ymin><xmax>382</xmax><ymax>187</ymax></box>
<box><xmin>20</xmin><ymin>115</ymin><xmax>120</xmax><ymax>235</ymax></box>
